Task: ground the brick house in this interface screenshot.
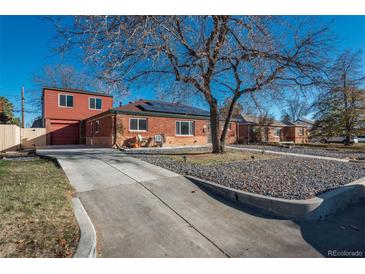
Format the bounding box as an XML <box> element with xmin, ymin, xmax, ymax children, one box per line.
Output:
<box><xmin>84</xmin><ymin>100</ymin><xmax>239</xmax><ymax>148</ymax></box>
<box><xmin>42</xmin><ymin>87</ymin><xmax>113</xmax><ymax>145</ymax></box>
<box><xmin>237</xmin><ymin>114</ymin><xmax>309</xmax><ymax>144</ymax></box>
<box><xmin>41</xmin><ymin>88</ymin><xmax>238</xmax><ymax>147</ymax></box>
<box><xmin>281</xmin><ymin>118</ymin><xmax>309</xmax><ymax>144</ymax></box>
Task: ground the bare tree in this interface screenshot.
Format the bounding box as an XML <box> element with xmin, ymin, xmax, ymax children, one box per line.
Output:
<box><xmin>281</xmin><ymin>95</ymin><xmax>312</xmax><ymax>121</ymax></box>
<box><xmin>55</xmin><ymin>16</ymin><xmax>331</xmax><ymax>153</ymax></box>
<box><xmin>30</xmin><ymin>64</ymin><xmax>128</xmax><ymax>111</ymax></box>
<box><xmin>313</xmin><ymin>50</ymin><xmax>365</xmax><ymax>145</ymax></box>
<box><xmin>33</xmin><ymin>64</ymin><xmax>88</xmax><ymax>89</ymax></box>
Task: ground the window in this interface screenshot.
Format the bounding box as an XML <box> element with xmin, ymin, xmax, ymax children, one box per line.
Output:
<box><xmin>59</xmin><ymin>94</ymin><xmax>73</xmax><ymax>107</ymax></box>
<box><xmin>129</xmin><ymin>118</ymin><xmax>148</xmax><ymax>131</ymax></box>
<box><xmin>176</xmin><ymin>121</ymin><xmax>195</xmax><ymax>136</ymax></box>
<box><xmin>299</xmin><ymin>127</ymin><xmax>305</xmax><ymax>136</ymax></box>
<box><xmin>274</xmin><ymin>128</ymin><xmax>281</xmax><ymax>137</ymax></box>
<box><xmin>89</xmin><ymin>98</ymin><xmax>102</xmax><ymax>110</ymax></box>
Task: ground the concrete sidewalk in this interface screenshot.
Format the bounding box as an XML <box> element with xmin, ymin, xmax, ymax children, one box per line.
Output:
<box><xmin>37</xmin><ymin>147</ymin><xmax>365</xmax><ymax>257</ymax></box>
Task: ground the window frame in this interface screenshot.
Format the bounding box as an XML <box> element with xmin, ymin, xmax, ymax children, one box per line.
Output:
<box><xmin>58</xmin><ymin>94</ymin><xmax>74</xmax><ymax>108</ymax></box>
<box><xmin>176</xmin><ymin>120</ymin><xmax>195</xmax><ymax>136</ymax></box>
<box><xmin>274</xmin><ymin>127</ymin><xmax>281</xmax><ymax>137</ymax></box>
<box><xmin>89</xmin><ymin>97</ymin><xmax>102</xmax><ymax>110</ymax></box>
<box><xmin>129</xmin><ymin>118</ymin><xmax>148</xmax><ymax>132</ymax></box>
<box><xmin>298</xmin><ymin>127</ymin><xmax>305</xmax><ymax>136</ymax></box>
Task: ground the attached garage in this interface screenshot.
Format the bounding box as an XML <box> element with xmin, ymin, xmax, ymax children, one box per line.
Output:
<box><xmin>50</xmin><ymin>121</ymin><xmax>80</xmax><ymax>145</ymax></box>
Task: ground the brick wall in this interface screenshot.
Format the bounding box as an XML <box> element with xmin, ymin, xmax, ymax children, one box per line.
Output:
<box><xmin>238</xmin><ymin>124</ymin><xmax>282</xmax><ymax>143</ymax></box>
<box><xmin>85</xmin><ymin>114</ymin><xmax>114</xmax><ymax>147</ymax></box>
<box><xmin>115</xmin><ymin>114</ymin><xmax>210</xmax><ymax>147</ymax></box>
<box><xmin>85</xmin><ymin>113</ymin><xmax>238</xmax><ymax>147</ymax></box>
<box><xmin>282</xmin><ymin>127</ymin><xmax>308</xmax><ymax>144</ymax></box>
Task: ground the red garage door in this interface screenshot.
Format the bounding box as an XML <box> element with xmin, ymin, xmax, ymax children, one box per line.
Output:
<box><xmin>51</xmin><ymin>123</ymin><xmax>79</xmax><ymax>145</ymax></box>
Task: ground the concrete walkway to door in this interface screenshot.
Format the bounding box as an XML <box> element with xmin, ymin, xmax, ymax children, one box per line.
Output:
<box><xmin>37</xmin><ymin>147</ymin><xmax>365</xmax><ymax>257</ymax></box>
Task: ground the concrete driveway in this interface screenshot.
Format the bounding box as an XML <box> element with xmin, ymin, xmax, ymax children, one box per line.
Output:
<box><xmin>37</xmin><ymin>147</ymin><xmax>365</xmax><ymax>257</ymax></box>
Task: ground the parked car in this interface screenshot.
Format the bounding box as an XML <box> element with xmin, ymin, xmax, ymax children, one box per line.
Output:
<box><xmin>310</xmin><ymin>135</ymin><xmax>359</xmax><ymax>144</ymax></box>
<box><xmin>357</xmin><ymin>136</ymin><xmax>365</xmax><ymax>143</ymax></box>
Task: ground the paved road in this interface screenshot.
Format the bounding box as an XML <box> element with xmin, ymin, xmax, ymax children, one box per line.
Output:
<box><xmin>37</xmin><ymin>147</ymin><xmax>365</xmax><ymax>258</ymax></box>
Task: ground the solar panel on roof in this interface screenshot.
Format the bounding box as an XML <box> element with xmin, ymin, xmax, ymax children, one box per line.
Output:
<box><xmin>139</xmin><ymin>101</ymin><xmax>210</xmax><ymax>116</ymax></box>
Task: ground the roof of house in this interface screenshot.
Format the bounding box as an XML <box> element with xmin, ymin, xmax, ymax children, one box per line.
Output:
<box><xmin>281</xmin><ymin>117</ymin><xmax>309</xmax><ymax>127</ymax></box>
<box><xmin>239</xmin><ymin>114</ymin><xmax>286</xmax><ymax>127</ymax></box>
<box><xmin>113</xmin><ymin>100</ymin><xmax>211</xmax><ymax>117</ymax></box>
<box><xmin>42</xmin><ymin>87</ymin><xmax>113</xmax><ymax>97</ymax></box>
<box><xmin>31</xmin><ymin>118</ymin><xmax>43</xmax><ymax>128</ymax></box>
<box><xmin>296</xmin><ymin>118</ymin><xmax>315</xmax><ymax>126</ymax></box>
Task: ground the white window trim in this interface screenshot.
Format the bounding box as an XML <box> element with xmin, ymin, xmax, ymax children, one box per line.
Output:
<box><xmin>58</xmin><ymin>94</ymin><xmax>74</xmax><ymax>108</ymax></box>
<box><xmin>176</xmin><ymin>120</ymin><xmax>194</xmax><ymax>136</ymax></box>
<box><xmin>129</xmin><ymin>118</ymin><xmax>148</xmax><ymax>132</ymax></box>
<box><xmin>95</xmin><ymin>120</ymin><xmax>100</xmax><ymax>133</ymax></box>
<box><xmin>89</xmin><ymin>97</ymin><xmax>102</xmax><ymax>110</ymax></box>
<box><xmin>274</xmin><ymin>128</ymin><xmax>281</xmax><ymax>137</ymax></box>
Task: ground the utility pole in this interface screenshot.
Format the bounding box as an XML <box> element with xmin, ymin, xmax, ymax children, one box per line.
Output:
<box><xmin>21</xmin><ymin>86</ymin><xmax>24</xmax><ymax>128</ymax></box>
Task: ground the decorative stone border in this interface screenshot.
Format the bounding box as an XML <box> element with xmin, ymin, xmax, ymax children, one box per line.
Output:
<box><xmin>227</xmin><ymin>146</ymin><xmax>350</xmax><ymax>162</ymax></box>
<box><xmin>186</xmin><ymin>175</ymin><xmax>365</xmax><ymax>220</ymax></box>
<box><xmin>72</xmin><ymin>198</ymin><xmax>97</xmax><ymax>258</ymax></box>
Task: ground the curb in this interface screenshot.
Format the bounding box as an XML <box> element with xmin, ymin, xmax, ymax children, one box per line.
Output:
<box><xmin>185</xmin><ymin>175</ymin><xmax>365</xmax><ymax>220</ymax></box>
<box><xmin>72</xmin><ymin>198</ymin><xmax>97</xmax><ymax>258</ymax></box>
<box><xmin>227</xmin><ymin>146</ymin><xmax>350</xmax><ymax>162</ymax></box>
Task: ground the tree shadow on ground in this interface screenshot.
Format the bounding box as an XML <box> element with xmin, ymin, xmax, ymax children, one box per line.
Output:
<box><xmin>192</xmin><ymin>180</ymin><xmax>365</xmax><ymax>258</ymax></box>
<box><xmin>296</xmin><ymin>201</ymin><xmax>365</xmax><ymax>258</ymax></box>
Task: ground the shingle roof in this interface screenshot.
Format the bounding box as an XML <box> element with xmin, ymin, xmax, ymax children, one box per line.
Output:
<box><xmin>240</xmin><ymin>114</ymin><xmax>286</xmax><ymax>126</ymax></box>
<box><xmin>114</xmin><ymin>100</ymin><xmax>210</xmax><ymax>117</ymax></box>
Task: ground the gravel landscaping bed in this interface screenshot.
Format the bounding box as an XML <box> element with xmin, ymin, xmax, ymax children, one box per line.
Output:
<box><xmin>133</xmin><ymin>154</ymin><xmax>365</xmax><ymax>200</ymax></box>
<box><xmin>230</xmin><ymin>144</ymin><xmax>365</xmax><ymax>159</ymax></box>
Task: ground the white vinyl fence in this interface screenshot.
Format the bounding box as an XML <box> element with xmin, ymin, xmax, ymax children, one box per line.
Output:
<box><xmin>0</xmin><ymin>125</ymin><xmax>46</xmax><ymax>152</ymax></box>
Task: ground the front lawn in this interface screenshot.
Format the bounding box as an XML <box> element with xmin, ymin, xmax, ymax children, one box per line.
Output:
<box><xmin>0</xmin><ymin>159</ymin><xmax>79</xmax><ymax>257</ymax></box>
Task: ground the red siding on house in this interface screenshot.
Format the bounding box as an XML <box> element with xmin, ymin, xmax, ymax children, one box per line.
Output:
<box><xmin>43</xmin><ymin>88</ymin><xmax>113</xmax><ymax>121</ymax></box>
<box><xmin>43</xmin><ymin>88</ymin><xmax>113</xmax><ymax>145</ymax></box>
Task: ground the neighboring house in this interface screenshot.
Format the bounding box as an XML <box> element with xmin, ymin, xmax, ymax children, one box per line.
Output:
<box><xmin>237</xmin><ymin>114</ymin><xmax>309</xmax><ymax>144</ymax></box>
<box><xmin>238</xmin><ymin>115</ymin><xmax>286</xmax><ymax>144</ymax></box>
<box><xmin>281</xmin><ymin>118</ymin><xmax>309</xmax><ymax>144</ymax></box>
<box><xmin>84</xmin><ymin>100</ymin><xmax>239</xmax><ymax>148</ymax></box>
<box><xmin>42</xmin><ymin>87</ymin><xmax>113</xmax><ymax>145</ymax></box>
<box><xmin>295</xmin><ymin>118</ymin><xmax>315</xmax><ymax>130</ymax></box>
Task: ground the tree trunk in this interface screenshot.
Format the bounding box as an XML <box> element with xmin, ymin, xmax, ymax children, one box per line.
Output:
<box><xmin>344</xmin><ymin>129</ymin><xmax>351</xmax><ymax>146</ymax></box>
<box><xmin>209</xmin><ymin>102</ymin><xmax>222</xmax><ymax>154</ymax></box>
<box><xmin>220</xmin><ymin>94</ymin><xmax>240</xmax><ymax>153</ymax></box>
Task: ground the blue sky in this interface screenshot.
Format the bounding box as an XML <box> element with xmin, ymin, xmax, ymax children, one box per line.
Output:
<box><xmin>1</xmin><ymin>16</ymin><xmax>365</xmax><ymax>125</ymax></box>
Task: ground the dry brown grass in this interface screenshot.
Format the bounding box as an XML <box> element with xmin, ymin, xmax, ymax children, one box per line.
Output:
<box><xmin>300</xmin><ymin>143</ymin><xmax>365</xmax><ymax>152</ymax></box>
<box><xmin>0</xmin><ymin>159</ymin><xmax>79</xmax><ymax>258</ymax></box>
